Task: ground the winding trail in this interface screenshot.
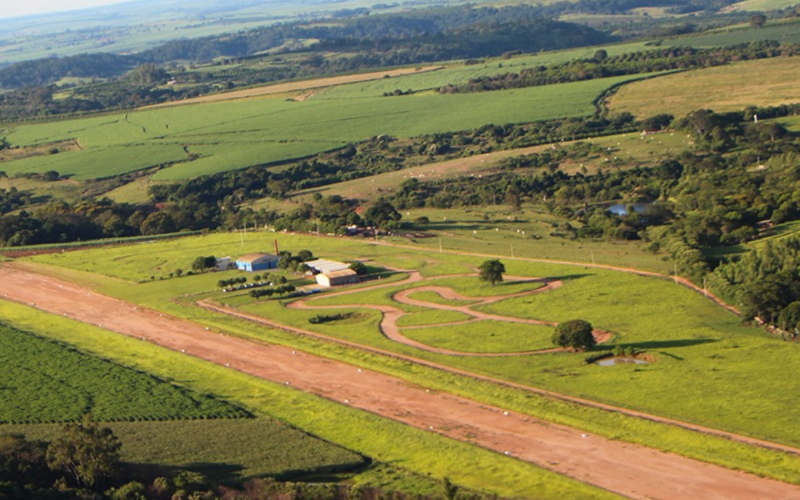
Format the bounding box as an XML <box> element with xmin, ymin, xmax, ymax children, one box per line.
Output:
<box><xmin>1</xmin><ymin>264</ymin><xmax>799</xmax><ymax>500</ymax></box>
<box><xmin>285</xmin><ymin>271</ymin><xmax>610</xmax><ymax>356</ymax></box>
<box><xmin>370</xmin><ymin>240</ymin><xmax>741</xmax><ymax>315</ymax></box>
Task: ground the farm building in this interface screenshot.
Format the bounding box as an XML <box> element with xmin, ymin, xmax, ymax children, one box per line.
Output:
<box><xmin>236</xmin><ymin>253</ymin><xmax>280</xmax><ymax>272</ymax></box>
<box><xmin>215</xmin><ymin>257</ymin><xmax>232</xmax><ymax>271</ymax></box>
<box><xmin>316</xmin><ymin>269</ymin><xmax>360</xmax><ymax>288</ymax></box>
<box><xmin>305</xmin><ymin>259</ymin><xmax>351</xmax><ymax>275</ymax></box>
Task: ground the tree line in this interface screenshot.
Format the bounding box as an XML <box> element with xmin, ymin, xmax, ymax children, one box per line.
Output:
<box><xmin>438</xmin><ymin>41</ymin><xmax>798</xmax><ymax>95</ymax></box>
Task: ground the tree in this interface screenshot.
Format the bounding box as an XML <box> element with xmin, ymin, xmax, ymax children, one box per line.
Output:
<box><xmin>363</xmin><ymin>198</ymin><xmax>402</xmax><ymax>228</ymax></box>
<box><xmin>350</xmin><ymin>261</ymin><xmax>368</xmax><ymax>275</ymax></box>
<box><xmin>478</xmin><ymin>259</ymin><xmax>505</xmax><ymax>286</ymax></box>
<box><xmin>750</xmin><ymin>13</ymin><xmax>767</xmax><ymax>28</ymax></box>
<box><xmin>552</xmin><ymin>319</ymin><xmax>596</xmax><ymax>351</ymax></box>
<box><xmin>593</xmin><ymin>48</ymin><xmax>608</xmax><ymax>61</ymax></box>
<box><xmin>46</xmin><ymin>415</ymin><xmax>121</xmax><ymax>489</ymax></box>
<box><xmin>191</xmin><ymin>255</ymin><xmax>217</xmax><ymax>272</ymax></box>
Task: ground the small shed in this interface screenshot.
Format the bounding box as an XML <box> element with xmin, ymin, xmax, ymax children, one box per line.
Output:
<box><xmin>236</xmin><ymin>253</ymin><xmax>279</xmax><ymax>272</ymax></box>
<box><xmin>215</xmin><ymin>256</ymin><xmax>231</xmax><ymax>271</ymax></box>
<box><xmin>306</xmin><ymin>259</ymin><xmax>351</xmax><ymax>275</ymax></box>
<box><xmin>316</xmin><ymin>269</ymin><xmax>360</xmax><ymax>288</ymax></box>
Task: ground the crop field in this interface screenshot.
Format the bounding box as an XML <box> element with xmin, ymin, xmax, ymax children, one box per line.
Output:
<box><xmin>0</xmin><ymin>322</ymin><xmax>249</xmax><ymax>423</ymax></box>
<box><xmin>3</xmin><ymin>73</ymin><xmax>656</xmax><ymax>181</ymax></box>
<box><xmin>667</xmin><ymin>20</ymin><xmax>800</xmax><ymax>48</ymax></box>
<box><xmin>607</xmin><ymin>57</ymin><xmax>800</xmax><ymax>118</ymax></box>
<box><xmin>731</xmin><ymin>0</ymin><xmax>800</xmax><ymax>10</ymax></box>
<box><xmin>315</xmin><ymin>42</ymin><xmax>651</xmax><ymax>99</ymax></box>
<box><xmin>4</xmin><ymin>418</ymin><xmax>366</xmax><ymax>483</ymax></box>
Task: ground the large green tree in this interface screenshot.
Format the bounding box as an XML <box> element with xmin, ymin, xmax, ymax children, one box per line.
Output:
<box><xmin>46</xmin><ymin>415</ymin><xmax>121</xmax><ymax>490</ymax></box>
<box><xmin>478</xmin><ymin>259</ymin><xmax>505</xmax><ymax>286</ymax></box>
<box><xmin>552</xmin><ymin>319</ymin><xmax>596</xmax><ymax>351</ymax></box>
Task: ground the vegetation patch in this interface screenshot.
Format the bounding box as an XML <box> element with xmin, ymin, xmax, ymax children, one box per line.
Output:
<box><xmin>5</xmin><ymin>418</ymin><xmax>367</xmax><ymax>484</ymax></box>
<box><xmin>608</xmin><ymin>57</ymin><xmax>800</xmax><ymax>119</ymax></box>
<box><xmin>0</xmin><ymin>322</ymin><xmax>250</xmax><ymax>423</ymax></box>
<box><xmin>402</xmin><ymin>320</ymin><xmax>555</xmax><ymax>353</ymax></box>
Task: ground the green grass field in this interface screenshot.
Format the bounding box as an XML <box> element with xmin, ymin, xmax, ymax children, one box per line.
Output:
<box><xmin>402</xmin><ymin>320</ymin><xmax>555</xmax><ymax>353</ymax></box>
<box><xmin>666</xmin><ymin>19</ymin><xmax>800</xmax><ymax>48</ymax></box>
<box><xmin>0</xmin><ymin>322</ymin><xmax>249</xmax><ymax>423</ymax></box>
<box><xmin>3</xmin><ymin>418</ymin><xmax>366</xmax><ymax>484</ymax></box>
<box><xmin>0</xmin><ymin>300</ymin><xmax>620</xmax><ymax>499</ymax></box>
<box><xmin>10</xmin><ymin>252</ymin><xmax>800</xmax><ymax>488</ymax></box>
<box><xmin>608</xmin><ymin>57</ymin><xmax>800</xmax><ymax>118</ymax></box>
<box><xmin>3</xmin><ymin>73</ymin><xmax>656</xmax><ymax>181</ymax></box>
<box><xmin>21</xmin><ymin>229</ymin><xmax>800</xmax><ymax>451</ymax></box>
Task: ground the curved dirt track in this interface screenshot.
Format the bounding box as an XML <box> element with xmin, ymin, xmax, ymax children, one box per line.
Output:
<box><xmin>371</xmin><ymin>240</ymin><xmax>741</xmax><ymax>315</ymax></box>
<box><xmin>1</xmin><ymin>264</ymin><xmax>799</xmax><ymax>500</ymax></box>
<box><xmin>286</xmin><ymin>271</ymin><xmax>610</xmax><ymax>356</ymax></box>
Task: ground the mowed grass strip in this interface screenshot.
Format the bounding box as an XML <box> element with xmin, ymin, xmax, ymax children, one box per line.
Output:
<box><xmin>4</xmin><ymin>74</ymin><xmax>657</xmax><ymax>181</ymax></box>
<box><xmin>0</xmin><ymin>301</ymin><xmax>621</xmax><ymax>500</ymax></box>
<box><xmin>0</xmin><ymin>322</ymin><xmax>249</xmax><ymax>423</ymax></box>
<box><xmin>607</xmin><ymin>57</ymin><xmax>800</xmax><ymax>119</ymax></box>
<box><xmin>3</xmin><ymin>419</ymin><xmax>366</xmax><ymax>484</ymax></box>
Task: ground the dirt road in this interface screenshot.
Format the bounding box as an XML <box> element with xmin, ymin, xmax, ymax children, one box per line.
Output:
<box><xmin>1</xmin><ymin>265</ymin><xmax>799</xmax><ymax>500</ymax></box>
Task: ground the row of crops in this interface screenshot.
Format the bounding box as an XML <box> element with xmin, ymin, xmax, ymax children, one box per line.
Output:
<box><xmin>0</xmin><ymin>323</ymin><xmax>251</xmax><ymax>423</ymax></box>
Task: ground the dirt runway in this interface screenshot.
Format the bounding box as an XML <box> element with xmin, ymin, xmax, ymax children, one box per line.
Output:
<box><xmin>1</xmin><ymin>265</ymin><xmax>799</xmax><ymax>500</ymax></box>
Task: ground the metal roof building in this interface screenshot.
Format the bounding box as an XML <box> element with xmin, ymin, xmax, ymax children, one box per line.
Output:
<box><xmin>306</xmin><ymin>259</ymin><xmax>351</xmax><ymax>274</ymax></box>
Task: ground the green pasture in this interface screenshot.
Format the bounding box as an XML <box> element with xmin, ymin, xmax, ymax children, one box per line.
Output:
<box><xmin>0</xmin><ymin>322</ymin><xmax>248</xmax><ymax>423</ymax></box>
<box><xmin>21</xmin><ymin>229</ymin><xmax>800</xmax><ymax>452</ymax></box>
<box><xmin>316</xmin><ymin>42</ymin><xmax>650</xmax><ymax>99</ymax></box>
<box><xmin>12</xmin><ymin>254</ymin><xmax>800</xmax><ymax>486</ymax></box>
<box><xmin>405</xmin><ymin>289</ymin><xmax>480</xmax><ymax>307</ymax></box>
<box><xmin>0</xmin><ymin>300</ymin><xmax>619</xmax><ymax>500</ymax></box>
<box><xmin>3</xmin><ymin>418</ymin><xmax>365</xmax><ymax>484</ymax></box>
<box><xmin>9</xmin><ymin>260</ymin><xmax>800</xmax><ymax>487</ymax></box>
<box><xmin>400</xmin><ymin>206</ymin><xmax>672</xmax><ymax>273</ymax></box>
<box><xmin>733</xmin><ymin>0</ymin><xmax>800</xmax><ymax>10</ymax></box>
<box><xmin>666</xmin><ymin>20</ymin><xmax>800</xmax><ymax>48</ymax></box>
<box><xmin>4</xmin><ymin>73</ymin><xmax>656</xmax><ymax>181</ymax></box>
<box><xmin>402</xmin><ymin>320</ymin><xmax>555</xmax><ymax>353</ymax></box>
<box><xmin>396</xmin><ymin>309</ymin><xmax>474</xmax><ymax>327</ymax></box>
<box><xmin>608</xmin><ymin>57</ymin><xmax>800</xmax><ymax>119</ymax></box>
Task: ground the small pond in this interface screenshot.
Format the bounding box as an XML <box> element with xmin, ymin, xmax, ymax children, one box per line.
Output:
<box><xmin>595</xmin><ymin>356</ymin><xmax>649</xmax><ymax>366</ymax></box>
<box><xmin>606</xmin><ymin>202</ymin><xmax>653</xmax><ymax>216</ymax></box>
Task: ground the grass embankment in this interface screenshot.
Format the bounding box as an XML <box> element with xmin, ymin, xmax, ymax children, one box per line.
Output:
<box><xmin>14</xmin><ymin>230</ymin><xmax>800</xmax><ymax>485</ymax></box>
<box><xmin>608</xmin><ymin>57</ymin><xmax>800</xmax><ymax>119</ymax></box>
<box><xmin>0</xmin><ymin>322</ymin><xmax>248</xmax><ymax>423</ymax></box>
<box><xmin>3</xmin><ymin>73</ymin><xmax>655</xmax><ymax>181</ymax></box>
<box><xmin>0</xmin><ymin>300</ymin><xmax>620</xmax><ymax>500</ymax></box>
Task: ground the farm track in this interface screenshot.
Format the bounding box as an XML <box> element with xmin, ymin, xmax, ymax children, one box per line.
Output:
<box><xmin>370</xmin><ymin>240</ymin><xmax>740</xmax><ymax>315</ymax></box>
<box><xmin>284</xmin><ymin>271</ymin><xmax>612</xmax><ymax>356</ymax></box>
<box><xmin>1</xmin><ymin>264</ymin><xmax>799</xmax><ymax>500</ymax></box>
